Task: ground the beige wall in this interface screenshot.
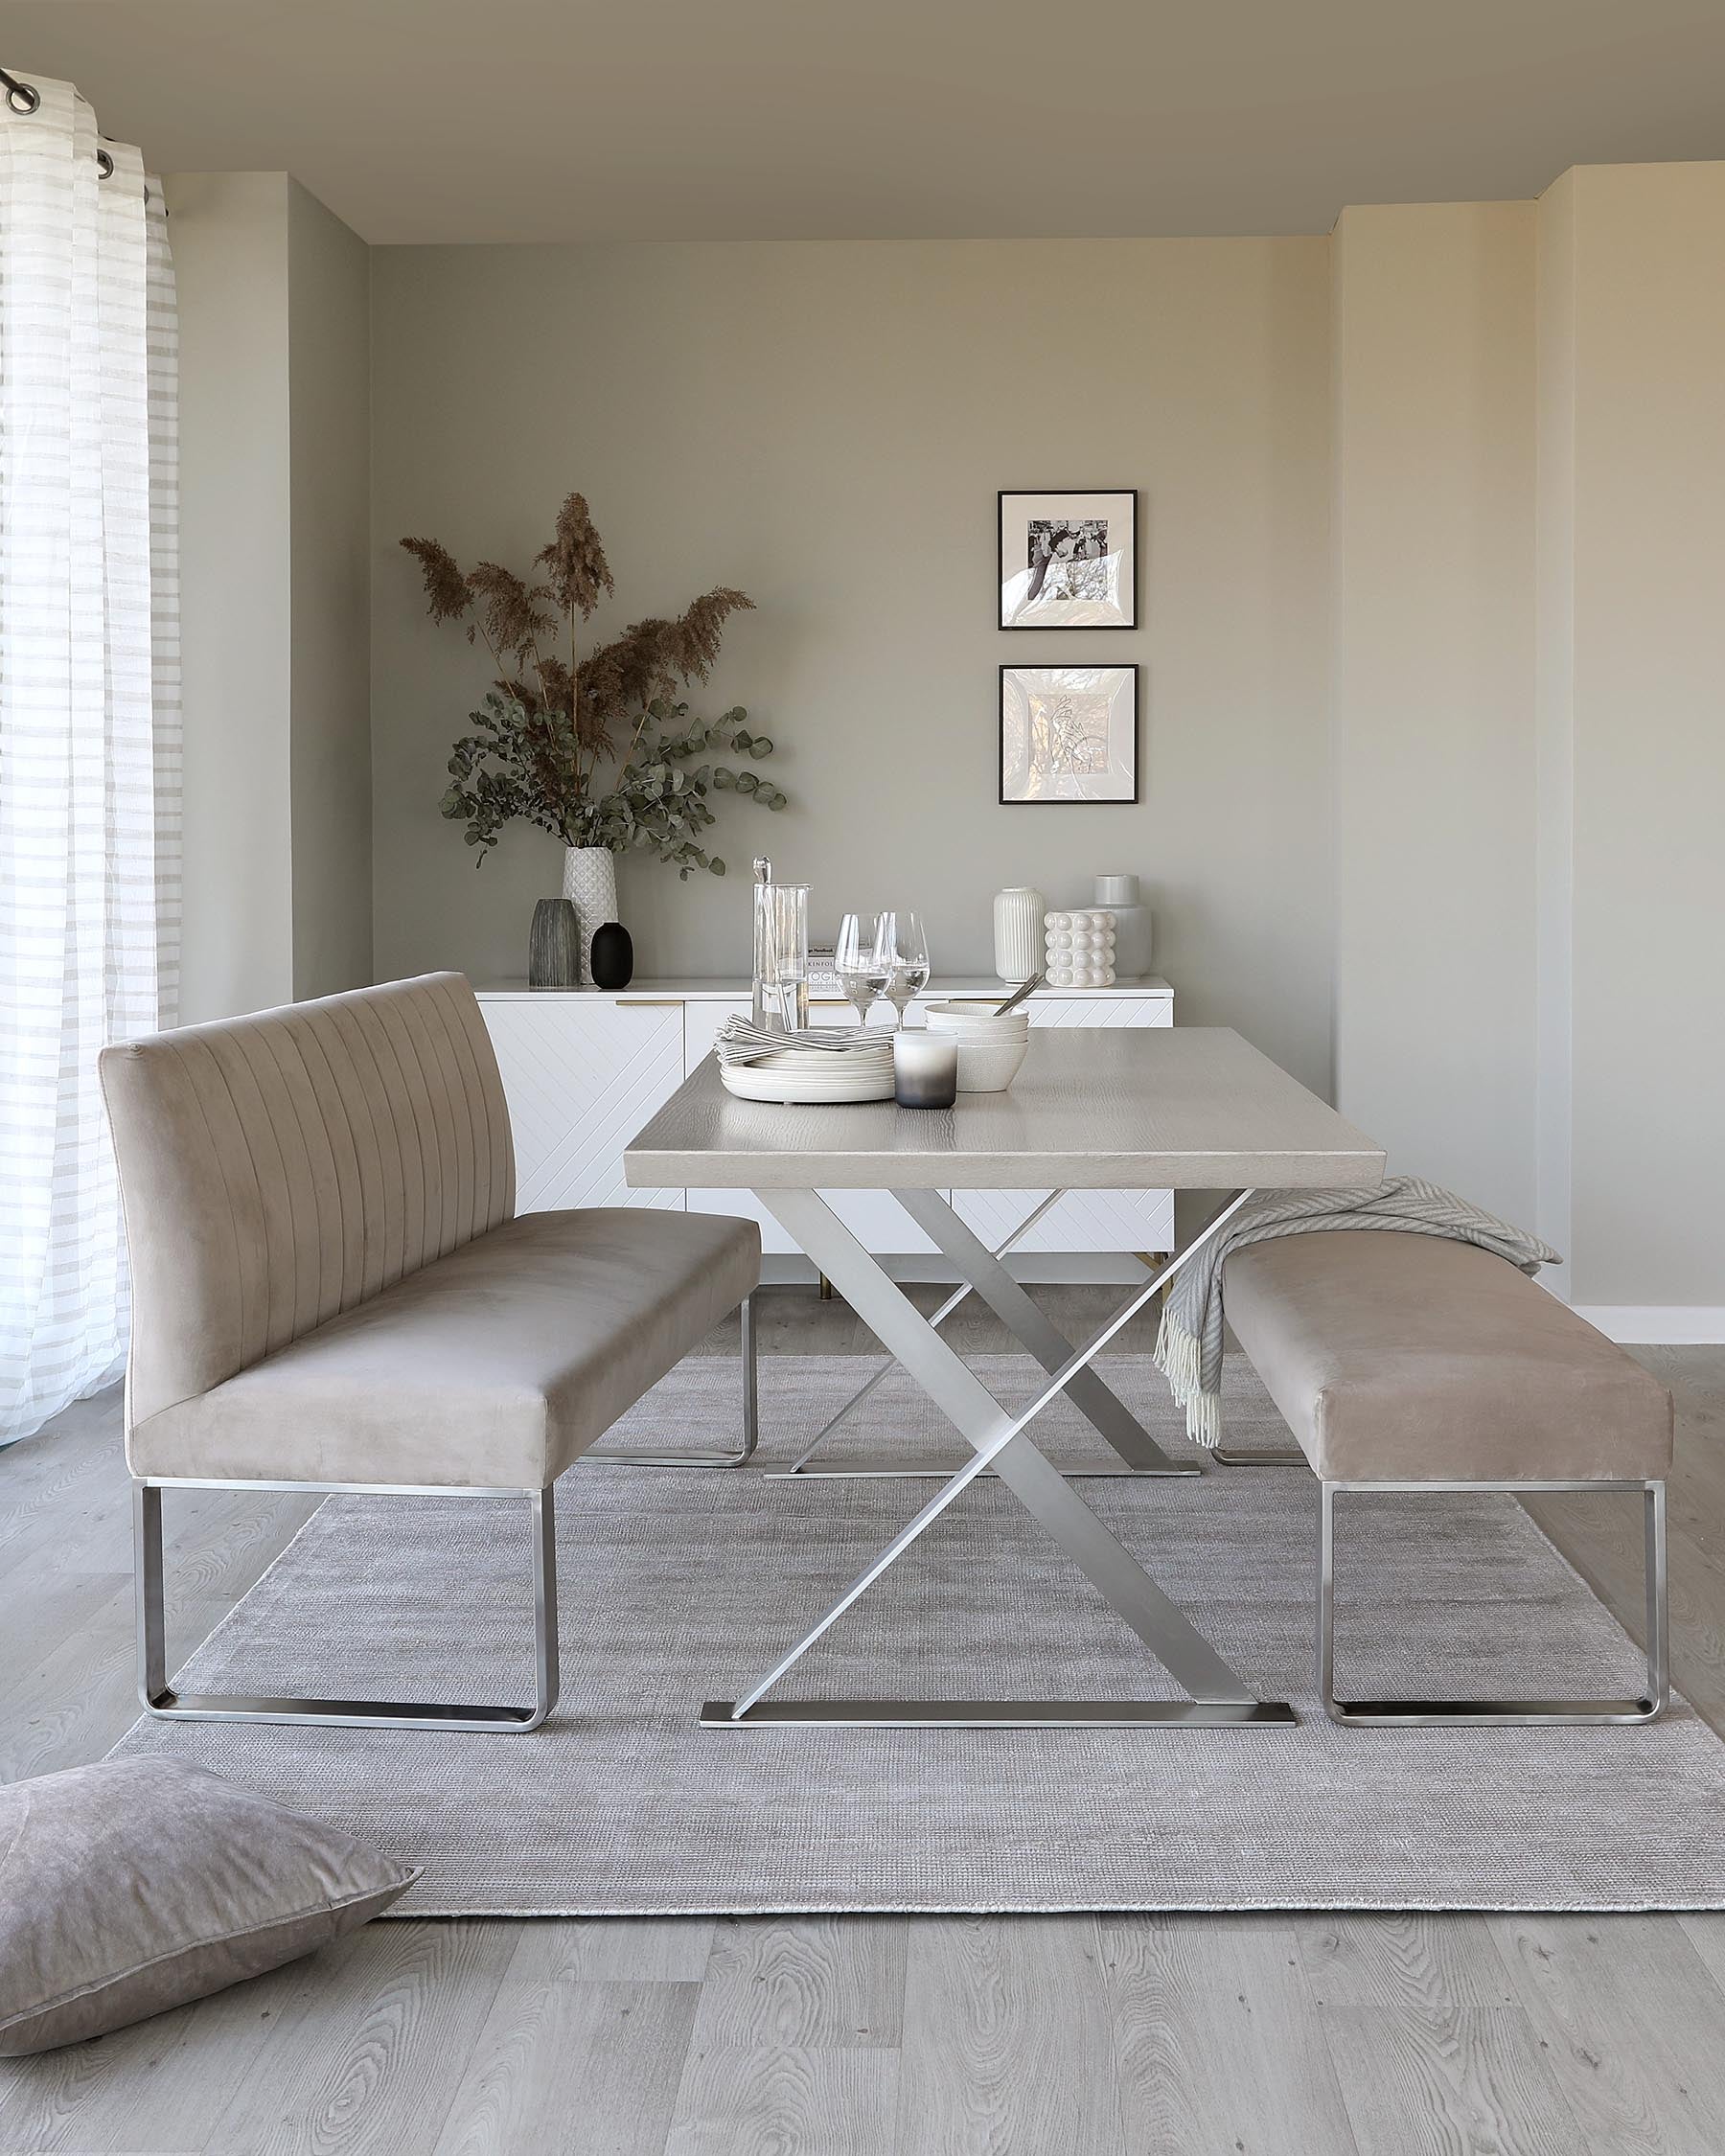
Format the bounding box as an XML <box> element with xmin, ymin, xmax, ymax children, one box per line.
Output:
<box><xmin>164</xmin><ymin>172</ymin><xmax>371</xmax><ymax>1021</ymax></box>
<box><xmin>1330</xmin><ymin>202</ymin><xmax>1538</xmax><ymax>1224</ymax></box>
<box><xmin>370</xmin><ymin>239</ymin><xmax>1336</xmax><ymax>1094</ymax></box>
<box><xmin>288</xmin><ymin>180</ymin><xmax>373</xmax><ymax>999</ymax></box>
<box><xmin>1541</xmin><ymin>163</ymin><xmax>1725</xmax><ymax>1310</ymax></box>
<box><xmin>168</xmin><ymin>175</ymin><xmax>1725</xmax><ymax>1317</ymax></box>
<box><xmin>165</xmin><ymin>172</ymin><xmax>294</xmax><ymax>1023</ymax></box>
<box><xmin>1332</xmin><ymin>167</ymin><xmax>1725</xmax><ymax>1316</ymax></box>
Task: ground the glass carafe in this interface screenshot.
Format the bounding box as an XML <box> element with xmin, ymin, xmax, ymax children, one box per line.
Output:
<box><xmin>752</xmin><ymin>860</ymin><xmax>810</xmax><ymax>1034</ymax></box>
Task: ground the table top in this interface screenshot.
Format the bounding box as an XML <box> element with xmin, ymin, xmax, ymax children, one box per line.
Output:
<box><xmin>624</xmin><ymin>1027</ymin><xmax>1385</xmax><ymax>1191</ymax></box>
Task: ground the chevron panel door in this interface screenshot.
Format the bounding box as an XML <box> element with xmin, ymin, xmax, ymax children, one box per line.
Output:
<box><xmin>681</xmin><ymin>998</ymin><xmax>794</xmax><ymax>1251</ymax></box>
<box><xmin>952</xmin><ymin>994</ymin><xmax>1174</xmax><ymax>1254</ymax></box>
<box><xmin>480</xmin><ymin>998</ymin><xmax>686</xmax><ymax>1214</ymax></box>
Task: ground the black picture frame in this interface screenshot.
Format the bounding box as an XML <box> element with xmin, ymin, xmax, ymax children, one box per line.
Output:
<box><xmin>998</xmin><ymin>488</ymin><xmax>1138</xmax><ymax>631</ymax></box>
<box><xmin>999</xmin><ymin>663</ymin><xmax>1139</xmax><ymax>805</ymax></box>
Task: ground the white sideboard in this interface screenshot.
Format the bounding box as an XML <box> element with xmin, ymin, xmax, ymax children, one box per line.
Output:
<box><xmin>475</xmin><ymin>978</ymin><xmax>1175</xmax><ymax>1281</ymax></box>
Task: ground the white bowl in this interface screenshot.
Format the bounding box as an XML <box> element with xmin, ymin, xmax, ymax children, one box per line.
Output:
<box><xmin>933</xmin><ymin>1032</ymin><xmax>1029</xmax><ymax>1058</ymax></box>
<box><xmin>951</xmin><ymin>1037</ymin><xmax>1030</xmax><ymax>1092</ymax></box>
<box><xmin>928</xmin><ymin>1022</ymin><xmax>1030</xmax><ymax>1044</ymax></box>
<box><xmin>925</xmin><ymin>999</ymin><xmax>1027</xmax><ymax>1021</ymax></box>
<box><xmin>924</xmin><ymin>1002</ymin><xmax>1030</xmax><ymax>1042</ymax></box>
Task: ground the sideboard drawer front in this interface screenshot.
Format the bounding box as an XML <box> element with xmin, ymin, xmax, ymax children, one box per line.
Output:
<box><xmin>478</xmin><ymin>982</ymin><xmax>1177</xmax><ymax>1260</ymax></box>
<box><xmin>682</xmin><ymin>998</ymin><xmax>793</xmax><ymax>1252</ymax></box>
<box><xmin>481</xmin><ymin>999</ymin><xmax>685</xmax><ymax>1215</ymax></box>
<box><xmin>1029</xmin><ymin>996</ymin><xmax>1172</xmax><ymax>1029</ymax></box>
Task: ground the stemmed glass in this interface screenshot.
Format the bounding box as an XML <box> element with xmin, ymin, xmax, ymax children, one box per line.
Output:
<box><xmin>875</xmin><ymin>912</ymin><xmax>931</xmax><ymax>1027</ymax></box>
<box><xmin>835</xmin><ymin>912</ymin><xmax>888</xmax><ymax>1026</ymax></box>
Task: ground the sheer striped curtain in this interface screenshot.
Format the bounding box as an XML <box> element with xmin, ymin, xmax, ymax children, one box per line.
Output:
<box><xmin>0</xmin><ymin>75</ymin><xmax>179</xmax><ymax>1444</ymax></box>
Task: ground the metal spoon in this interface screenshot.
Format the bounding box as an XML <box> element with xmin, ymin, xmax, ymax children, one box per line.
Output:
<box><xmin>993</xmin><ymin>971</ymin><xmax>1043</xmax><ymax>1017</ymax></box>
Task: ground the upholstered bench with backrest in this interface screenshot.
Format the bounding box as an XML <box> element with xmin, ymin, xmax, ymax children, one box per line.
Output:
<box><xmin>101</xmin><ymin>972</ymin><xmax>761</xmax><ymax>1734</ymax></box>
<box><xmin>1221</xmin><ymin>1230</ymin><xmax>1672</xmax><ymax>1726</ymax></box>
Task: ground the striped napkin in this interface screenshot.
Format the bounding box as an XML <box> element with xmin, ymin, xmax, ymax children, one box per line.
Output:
<box><xmin>714</xmin><ymin>1016</ymin><xmax>893</xmax><ymax>1069</ymax></box>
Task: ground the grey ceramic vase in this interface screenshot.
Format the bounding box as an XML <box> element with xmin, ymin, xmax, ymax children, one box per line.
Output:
<box><xmin>588</xmin><ymin>920</ymin><xmax>634</xmax><ymax>991</ymax></box>
<box><xmin>528</xmin><ymin>897</ymin><xmax>581</xmax><ymax>988</ymax></box>
<box><xmin>1092</xmin><ymin>873</ymin><xmax>1153</xmax><ymax>978</ymax></box>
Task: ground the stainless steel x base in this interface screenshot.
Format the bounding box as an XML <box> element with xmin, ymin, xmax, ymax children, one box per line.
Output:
<box><xmin>772</xmin><ymin>1192</ymin><xmax>1199</xmax><ymax>1480</ymax></box>
<box><xmin>712</xmin><ymin>1185</ymin><xmax>1292</xmax><ymax>1731</ymax></box>
<box><xmin>702</xmin><ymin>1699</ymin><xmax>1293</xmax><ymax>1728</ymax></box>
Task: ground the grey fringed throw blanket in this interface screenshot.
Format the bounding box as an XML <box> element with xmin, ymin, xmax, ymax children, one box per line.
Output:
<box><xmin>1153</xmin><ymin>1178</ymin><xmax>1562</xmax><ymax>1447</ymax></box>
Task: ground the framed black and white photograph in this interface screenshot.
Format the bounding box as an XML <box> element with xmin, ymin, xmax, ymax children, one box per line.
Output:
<box><xmin>998</xmin><ymin>488</ymin><xmax>1138</xmax><ymax>630</ymax></box>
<box><xmin>1000</xmin><ymin>664</ymin><xmax>1138</xmax><ymax>803</ymax></box>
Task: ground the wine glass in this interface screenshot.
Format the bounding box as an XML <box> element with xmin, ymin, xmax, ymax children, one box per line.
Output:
<box><xmin>835</xmin><ymin>912</ymin><xmax>886</xmax><ymax>1026</ymax></box>
<box><xmin>876</xmin><ymin>912</ymin><xmax>931</xmax><ymax>1027</ymax></box>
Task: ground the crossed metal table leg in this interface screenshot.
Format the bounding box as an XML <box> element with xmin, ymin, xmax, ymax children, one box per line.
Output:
<box><xmin>703</xmin><ymin>1184</ymin><xmax>1296</xmax><ymax>1731</ymax></box>
<box><xmin>770</xmin><ymin>1189</ymin><xmax>1200</xmax><ymax>1480</ymax></box>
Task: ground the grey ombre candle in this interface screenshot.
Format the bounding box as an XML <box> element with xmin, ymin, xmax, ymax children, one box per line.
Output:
<box><xmin>893</xmin><ymin>1029</ymin><xmax>957</xmax><ymax>1109</ymax></box>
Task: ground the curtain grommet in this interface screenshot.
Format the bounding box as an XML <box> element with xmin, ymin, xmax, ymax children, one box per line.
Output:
<box><xmin>6</xmin><ymin>80</ymin><xmax>40</xmax><ymax>115</ymax></box>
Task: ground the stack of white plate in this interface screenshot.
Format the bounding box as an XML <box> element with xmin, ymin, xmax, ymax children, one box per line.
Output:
<box><xmin>923</xmin><ymin>1001</ymin><xmax>1031</xmax><ymax>1092</ymax></box>
<box><xmin>720</xmin><ymin>1040</ymin><xmax>896</xmax><ymax>1105</ymax></box>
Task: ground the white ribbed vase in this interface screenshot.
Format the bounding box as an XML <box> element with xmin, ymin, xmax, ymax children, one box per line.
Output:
<box><xmin>993</xmin><ymin>886</ymin><xmax>1046</xmax><ymax>985</ymax></box>
<box><xmin>562</xmin><ymin>846</ymin><xmax>619</xmax><ymax>987</ymax></box>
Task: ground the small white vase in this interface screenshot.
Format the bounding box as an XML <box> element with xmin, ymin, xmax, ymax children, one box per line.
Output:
<box><xmin>562</xmin><ymin>846</ymin><xmax>618</xmax><ymax>987</ymax></box>
<box><xmin>993</xmin><ymin>886</ymin><xmax>1045</xmax><ymax>985</ymax></box>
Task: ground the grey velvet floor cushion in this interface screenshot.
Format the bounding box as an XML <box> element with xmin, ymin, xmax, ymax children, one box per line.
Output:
<box><xmin>0</xmin><ymin>1758</ymin><xmax>418</xmax><ymax>2055</ymax></box>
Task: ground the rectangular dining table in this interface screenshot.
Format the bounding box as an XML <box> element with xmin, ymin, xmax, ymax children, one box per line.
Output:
<box><xmin>624</xmin><ymin>1025</ymin><xmax>1385</xmax><ymax>1731</ymax></box>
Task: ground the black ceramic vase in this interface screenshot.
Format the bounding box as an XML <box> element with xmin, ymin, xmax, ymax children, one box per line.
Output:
<box><xmin>588</xmin><ymin>920</ymin><xmax>634</xmax><ymax>991</ymax></box>
<box><xmin>528</xmin><ymin>897</ymin><xmax>580</xmax><ymax>988</ymax></box>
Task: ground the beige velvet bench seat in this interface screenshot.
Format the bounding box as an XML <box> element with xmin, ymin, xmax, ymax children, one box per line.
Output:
<box><xmin>1220</xmin><ymin>1231</ymin><xmax>1673</xmax><ymax>1727</ymax></box>
<box><xmin>102</xmin><ymin>973</ymin><xmax>762</xmax><ymax>1736</ymax></box>
<box><xmin>125</xmin><ymin>1207</ymin><xmax>756</xmax><ymax>1493</ymax></box>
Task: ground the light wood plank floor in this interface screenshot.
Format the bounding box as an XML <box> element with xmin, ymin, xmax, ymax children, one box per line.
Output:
<box><xmin>3</xmin><ymin>1287</ymin><xmax>1724</xmax><ymax>2155</ymax></box>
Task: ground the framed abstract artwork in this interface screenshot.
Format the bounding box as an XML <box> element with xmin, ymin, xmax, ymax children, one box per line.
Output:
<box><xmin>998</xmin><ymin>488</ymin><xmax>1138</xmax><ymax>631</ymax></box>
<box><xmin>999</xmin><ymin>664</ymin><xmax>1138</xmax><ymax>804</ymax></box>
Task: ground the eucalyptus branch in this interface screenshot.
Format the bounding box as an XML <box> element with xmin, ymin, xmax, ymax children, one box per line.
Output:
<box><xmin>402</xmin><ymin>496</ymin><xmax>766</xmax><ymax>878</ymax></box>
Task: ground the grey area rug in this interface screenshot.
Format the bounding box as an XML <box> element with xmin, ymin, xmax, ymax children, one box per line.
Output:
<box><xmin>109</xmin><ymin>1354</ymin><xmax>1725</xmax><ymax>1915</ymax></box>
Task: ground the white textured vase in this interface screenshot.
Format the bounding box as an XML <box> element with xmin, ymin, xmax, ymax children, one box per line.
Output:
<box><xmin>562</xmin><ymin>846</ymin><xmax>618</xmax><ymax>987</ymax></box>
<box><xmin>993</xmin><ymin>886</ymin><xmax>1045</xmax><ymax>985</ymax></box>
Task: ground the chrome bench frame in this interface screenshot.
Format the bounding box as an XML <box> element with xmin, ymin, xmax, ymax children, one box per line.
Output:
<box><xmin>132</xmin><ymin>1296</ymin><xmax>757</xmax><ymax>1731</ymax></box>
<box><xmin>1216</xmin><ymin>1448</ymin><xmax>1670</xmax><ymax>1726</ymax></box>
<box><xmin>134</xmin><ymin>1478</ymin><xmax>559</xmax><ymax>1732</ymax></box>
<box><xmin>1321</xmin><ymin>1476</ymin><xmax>1669</xmax><ymax>1727</ymax></box>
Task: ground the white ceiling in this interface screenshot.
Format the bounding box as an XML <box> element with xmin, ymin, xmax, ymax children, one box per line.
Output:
<box><xmin>6</xmin><ymin>0</ymin><xmax>1725</xmax><ymax>243</ymax></box>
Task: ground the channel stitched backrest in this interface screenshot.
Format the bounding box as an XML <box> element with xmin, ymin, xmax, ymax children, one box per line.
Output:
<box><xmin>99</xmin><ymin>972</ymin><xmax>515</xmax><ymax>1432</ymax></box>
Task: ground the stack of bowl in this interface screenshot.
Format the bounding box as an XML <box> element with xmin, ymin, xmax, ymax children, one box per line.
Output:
<box><xmin>923</xmin><ymin>1001</ymin><xmax>1031</xmax><ymax>1092</ymax></box>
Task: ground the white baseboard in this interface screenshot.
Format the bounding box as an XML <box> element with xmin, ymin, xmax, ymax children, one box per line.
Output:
<box><xmin>1572</xmin><ymin>1307</ymin><xmax>1725</xmax><ymax>1345</ymax></box>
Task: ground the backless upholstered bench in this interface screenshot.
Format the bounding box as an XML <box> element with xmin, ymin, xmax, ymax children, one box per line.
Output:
<box><xmin>1220</xmin><ymin>1231</ymin><xmax>1672</xmax><ymax>1727</ymax></box>
<box><xmin>100</xmin><ymin>972</ymin><xmax>761</xmax><ymax>1734</ymax></box>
